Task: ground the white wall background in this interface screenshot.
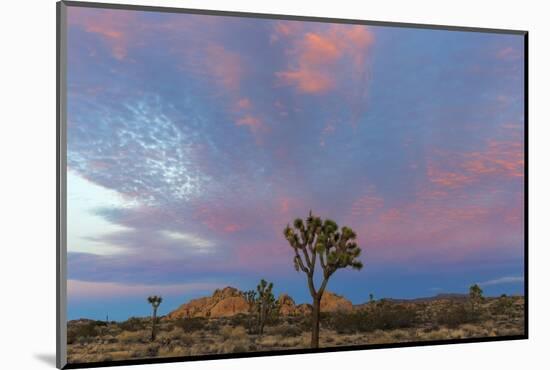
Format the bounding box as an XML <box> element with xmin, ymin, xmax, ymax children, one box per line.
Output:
<box><xmin>1</xmin><ymin>0</ymin><xmax>547</xmax><ymax>368</ymax></box>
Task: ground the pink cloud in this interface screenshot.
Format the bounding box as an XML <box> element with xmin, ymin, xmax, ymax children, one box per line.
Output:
<box><xmin>205</xmin><ymin>44</ymin><xmax>243</xmax><ymax>91</ymax></box>
<box><xmin>462</xmin><ymin>139</ymin><xmax>524</xmax><ymax>178</ymax></box>
<box><xmin>496</xmin><ymin>47</ymin><xmax>522</xmax><ymax>60</ymax></box>
<box><xmin>345</xmin><ymin>135</ymin><xmax>524</xmax><ymax>265</ymax></box>
<box><xmin>236</xmin><ymin>115</ymin><xmax>265</xmax><ymax>132</ymax></box>
<box><xmin>427</xmin><ymin>163</ymin><xmax>474</xmax><ymax>189</ymax></box>
<box><xmin>352</xmin><ymin>193</ymin><xmax>522</xmax><ymax>265</ymax></box>
<box><xmin>427</xmin><ymin>137</ymin><xmax>524</xmax><ymax>190</ymax></box>
<box><xmin>276</xmin><ymin>24</ymin><xmax>374</xmax><ymax>94</ymax></box>
<box><xmin>193</xmin><ymin>204</ymin><xmax>247</xmax><ymax>234</ymax></box>
<box><xmin>351</xmin><ymin>188</ymin><xmax>384</xmax><ymax>217</ymax></box>
<box><xmin>236</xmin><ymin>98</ymin><xmax>252</xmax><ymax>110</ymax></box>
<box><xmin>270</xmin><ymin>21</ymin><xmax>303</xmax><ymax>43</ymax></box>
<box><xmin>68</xmin><ymin>7</ymin><xmax>136</xmax><ymax>60</ymax></box>
<box><xmin>280</xmin><ymin>197</ymin><xmax>291</xmax><ymax>213</ymax></box>
<box><xmin>277</xmin><ymin>69</ymin><xmax>334</xmax><ymax>94</ymax></box>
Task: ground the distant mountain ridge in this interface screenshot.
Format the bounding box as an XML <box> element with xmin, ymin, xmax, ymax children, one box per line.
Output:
<box><xmin>378</xmin><ymin>293</ymin><xmax>469</xmax><ymax>303</ymax></box>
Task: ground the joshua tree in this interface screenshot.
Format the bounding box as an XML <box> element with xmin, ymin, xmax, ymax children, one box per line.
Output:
<box><xmin>469</xmin><ymin>284</ymin><xmax>483</xmax><ymax>313</ymax></box>
<box><xmin>256</xmin><ymin>279</ymin><xmax>277</xmax><ymax>335</ymax></box>
<box><xmin>244</xmin><ymin>289</ymin><xmax>257</xmax><ymax>333</ymax></box>
<box><xmin>369</xmin><ymin>293</ymin><xmax>375</xmax><ymax>304</ymax></box>
<box><xmin>284</xmin><ymin>211</ymin><xmax>363</xmax><ymax>348</ymax></box>
<box><xmin>244</xmin><ymin>279</ymin><xmax>277</xmax><ymax>335</ymax></box>
<box><xmin>147</xmin><ymin>295</ymin><xmax>162</xmax><ymax>341</ymax></box>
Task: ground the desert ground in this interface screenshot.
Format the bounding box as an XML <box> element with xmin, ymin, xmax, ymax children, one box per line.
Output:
<box><xmin>67</xmin><ymin>287</ymin><xmax>524</xmax><ymax>364</ymax></box>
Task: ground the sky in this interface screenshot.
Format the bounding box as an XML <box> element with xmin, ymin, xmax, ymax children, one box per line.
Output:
<box><xmin>66</xmin><ymin>6</ymin><xmax>525</xmax><ymax>321</ymax></box>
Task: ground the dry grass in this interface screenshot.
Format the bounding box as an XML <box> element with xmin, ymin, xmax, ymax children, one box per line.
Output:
<box><xmin>67</xmin><ymin>296</ymin><xmax>524</xmax><ymax>364</ymax></box>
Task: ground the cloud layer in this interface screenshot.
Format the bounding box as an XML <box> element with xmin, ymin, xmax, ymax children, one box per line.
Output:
<box><xmin>66</xmin><ymin>7</ymin><xmax>525</xmax><ymax>319</ymax></box>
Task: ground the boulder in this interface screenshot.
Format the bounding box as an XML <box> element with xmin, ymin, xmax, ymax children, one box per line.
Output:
<box><xmin>277</xmin><ymin>293</ymin><xmax>297</xmax><ymax>315</ymax></box>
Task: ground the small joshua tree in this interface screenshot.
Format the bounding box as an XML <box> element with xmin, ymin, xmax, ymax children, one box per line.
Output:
<box><xmin>469</xmin><ymin>284</ymin><xmax>483</xmax><ymax>313</ymax></box>
<box><xmin>284</xmin><ymin>211</ymin><xmax>363</xmax><ymax>348</ymax></box>
<box><xmin>147</xmin><ymin>295</ymin><xmax>162</xmax><ymax>341</ymax></box>
<box><xmin>244</xmin><ymin>289</ymin><xmax>257</xmax><ymax>333</ymax></box>
<box><xmin>256</xmin><ymin>279</ymin><xmax>277</xmax><ymax>335</ymax></box>
<box><xmin>244</xmin><ymin>280</ymin><xmax>277</xmax><ymax>335</ymax></box>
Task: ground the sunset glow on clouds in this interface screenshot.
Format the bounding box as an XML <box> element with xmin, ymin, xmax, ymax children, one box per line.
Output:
<box><xmin>66</xmin><ymin>6</ymin><xmax>525</xmax><ymax>320</ymax></box>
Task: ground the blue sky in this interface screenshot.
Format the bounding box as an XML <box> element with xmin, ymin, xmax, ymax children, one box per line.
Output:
<box><xmin>66</xmin><ymin>6</ymin><xmax>525</xmax><ymax>321</ymax></box>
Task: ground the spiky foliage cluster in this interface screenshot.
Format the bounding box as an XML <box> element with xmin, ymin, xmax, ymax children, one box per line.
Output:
<box><xmin>244</xmin><ymin>279</ymin><xmax>278</xmax><ymax>335</ymax></box>
<box><xmin>284</xmin><ymin>211</ymin><xmax>363</xmax><ymax>296</ymax></box>
<box><xmin>147</xmin><ymin>295</ymin><xmax>162</xmax><ymax>341</ymax></box>
<box><xmin>283</xmin><ymin>211</ymin><xmax>363</xmax><ymax>348</ymax></box>
<box><xmin>147</xmin><ymin>295</ymin><xmax>163</xmax><ymax>308</ymax></box>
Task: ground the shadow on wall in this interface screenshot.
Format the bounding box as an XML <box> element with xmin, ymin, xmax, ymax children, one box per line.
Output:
<box><xmin>33</xmin><ymin>353</ymin><xmax>56</xmax><ymax>367</ymax></box>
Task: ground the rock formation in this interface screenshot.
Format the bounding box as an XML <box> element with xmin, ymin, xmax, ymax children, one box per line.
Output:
<box><xmin>167</xmin><ymin>287</ymin><xmax>249</xmax><ymax>319</ymax></box>
<box><xmin>167</xmin><ymin>287</ymin><xmax>353</xmax><ymax>319</ymax></box>
<box><xmin>277</xmin><ymin>293</ymin><xmax>297</xmax><ymax>315</ymax></box>
<box><xmin>320</xmin><ymin>291</ymin><xmax>353</xmax><ymax>313</ymax></box>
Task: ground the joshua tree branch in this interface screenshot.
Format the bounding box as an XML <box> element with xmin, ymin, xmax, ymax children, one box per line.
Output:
<box><xmin>319</xmin><ymin>250</ymin><xmax>326</xmax><ymax>270</ymax></box>
<box><xmin>294</xmin><ymin>251</ymin><xmax>309</xmax><ymax>274</ymax></box>
<box><xmin>318</xmin><ymin>276</ymin><xmax>329</xmax><ymax>297</ymax></box>
<box><xmin>302</xmin><ymin>245</ymin><xmax>313</xmax><ymax>270</ymax></box>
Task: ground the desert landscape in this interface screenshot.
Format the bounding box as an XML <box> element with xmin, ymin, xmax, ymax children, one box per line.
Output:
<box><xmin>67</xmin><ymin>286</ymin><xmax>524</xmax><ymax>364</ymax></box>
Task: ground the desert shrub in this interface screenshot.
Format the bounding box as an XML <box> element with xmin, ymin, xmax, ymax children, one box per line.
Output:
<box><xmin>297</xmin><ymin>314</ymin><xmax>313</xmax><ymax>332</ymax></box>
<box><xmin>179</xmin><ymin>335</ymin><xmax>195</xmax><ymax>347</ymax></box>
<box><xmin>232</xmin><ymin>344</ymin><xmax>248</xmax><ymax>353</ymax></box>
<box><xmin>327</xmin><ymin>303</ymin><xmax>418</xmax><ymax>333</ymax></box>
<box><xmin>174</xmin><ymin>317</ymin><xmax>207</xmax><ymax>332</ymax></box>
<box><xmin>117</xmin><ymin>329</ymin><xmax>149</xmax><ymax>344</ymax></box>
<box><xmin>146</xmin><ymin>344</ymin><xmax>160</xmax><ymax>357</ymax></box>
<box><xmin>492</xmin><ymin>296</ymin><xmax>514</xmax><ymax>316</ymax></box>
<box><xmin>220</xmin><ymin>325</ymin><xmax>248</xmax><ymax>341</ymax></box>
<box><xmin>118</xmin><ymin>317</ymin><xmax>146</xmax><ymax>331</ymax></box>
<box><xmin>206</xmin><ymin>320</ymin><xmax>221</xmax><ymax>333</ymax></box>
<box><xmin>100</xmin><ymin>354</ymin><xmax>113</xmax><ymax>362</ymax></box>
<box><xmin>326</xmin><ymin>312</ymin><xmax>360</xmax><ymax>334</ymax></box>
<box><xmin>67</xmin><ymin>321</ymin><xmax>106</xmax><ymax>344</ymax></box>
<box><xmin>228</xmin><ymin>314</ymin><xmax>249</xmax><ymax>327</ymax></box>
<box><xmin>436</xmin><ymin>303</ymin><xmax>478</xmax><ymax>328</ymax></box>
<box><xmin>163</xmin><ymin>323</ymin><xmax>175</xmax><ymax>332</ymax></box>
<box><xmin>269</xmin><ymin>323</ymin><xmax>303</xmax><ymax>337</ymax></box>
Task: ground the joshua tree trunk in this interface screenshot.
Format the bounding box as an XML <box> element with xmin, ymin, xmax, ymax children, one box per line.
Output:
<box><xmin>311</xmin><ymin>294</ymin><xmax>321</xmax><ymax>348</ymax></box>
<box><xmin>259</xmin><ymin>317</ymin><xmax>266</xmax><ymax>335</ymax></box>
<box><xmin>151</xmin><ymin>307</ymin><xmax>158</xmax><ymax>341</ymax></box>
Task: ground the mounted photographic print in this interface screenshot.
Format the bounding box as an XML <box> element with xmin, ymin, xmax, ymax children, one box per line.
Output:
<box><xmin>56</xmin><ymin>1</ymin><xmax>527</xmax><ymax>368</ymax></box>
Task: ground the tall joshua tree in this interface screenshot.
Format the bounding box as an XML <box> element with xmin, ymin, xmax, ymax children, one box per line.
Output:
<box><xmin>147</xmin><ymin>295</ymin><xmax>162</xmax><ymax>341</ymax></box>
<box><xmin>284</xmin><ymin>211</ymin><xmax>363</xmax><ymax>348</ymax></box>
